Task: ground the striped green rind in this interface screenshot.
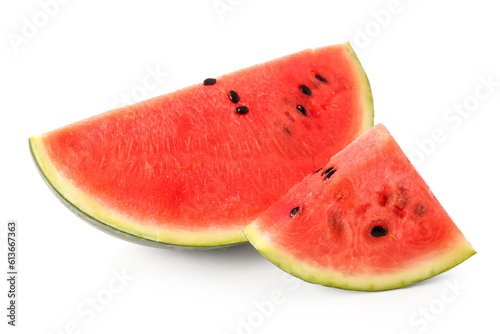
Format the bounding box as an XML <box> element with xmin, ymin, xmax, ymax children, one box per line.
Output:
<box><xmin>29</xmin><ymin>137</ymin><xmax>246</xmax><ymax>250</ymax></box>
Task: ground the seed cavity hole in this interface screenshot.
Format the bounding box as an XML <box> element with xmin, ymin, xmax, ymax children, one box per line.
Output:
<box><xmin>395</xmin><ymin>187</ymin><xmax>408</xmax><ymax>209</ymax></box>
<box><xmin>328</xmin><ymin>211</ymin><xmax>344</xmax><ymax>235</ymax></box>
<box><xmin>414</xmin><ymin>203</ymin><xmax>427</xmax><ymax>217</ymax></box>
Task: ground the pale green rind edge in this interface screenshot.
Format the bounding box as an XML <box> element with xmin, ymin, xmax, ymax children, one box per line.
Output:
<box><xmin>344</xmin><ymin>42</ymin><xmax>375</xmax><ymax>133</ymax></box>
<box><xmin>243</xmin><ymin>222</ymin><xmax>476</xmax><ymax>291</ymax></box>
<box><xmin>29</xmin><ymin>137</ymin><xmax>247</xmax><ymax>250</ymax></box>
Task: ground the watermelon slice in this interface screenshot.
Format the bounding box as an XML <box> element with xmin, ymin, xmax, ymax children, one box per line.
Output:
<box><xmin>29</xmin><ymin>42</ymin><xmax>374</xmax><ymax>248</ymax></box>
<box><xmin>244</xmin><ymin>124</ymin><xmax>476</xmax><ymax>290</ymax></box>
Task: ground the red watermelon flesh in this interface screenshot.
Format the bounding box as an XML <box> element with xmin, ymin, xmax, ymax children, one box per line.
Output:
<box><xmin>29</xmin><ymin>43</ymin><xmax>373</xmax><ymax>248</ymax></box>
<box><xmin>244</xmin><ymin>124</ymin><xmax>475</xmax><ymax>290</ymax></box>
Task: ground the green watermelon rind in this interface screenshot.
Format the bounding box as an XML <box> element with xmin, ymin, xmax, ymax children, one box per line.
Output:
<box><xmin>244</xmin><ymin>214</ymin><xmax>476</xmax><ymax>291</ymax></box>
<box><xmin>29</xmin><ymin>42</ymin><xmax>374</xmax><ymax>249</ymax></box>
<box><xmin>29</xmin><ymin>137</ymin><xmax>246</xmax><ymax>250</ymax></box>
<box><xmin>344</xmin><ymin>42</ymin><xmax>374</xmax><ymax>132</ymax></box>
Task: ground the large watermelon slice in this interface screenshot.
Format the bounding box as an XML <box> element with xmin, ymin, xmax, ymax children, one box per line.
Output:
<box><xmin>244</xmin><ymin>124</ymin><xmax>475</xmax><ymax>290</ymax></box>
<box><xmin>29</xmin><ymin>42</ymin><xmax>374</xmax><ymax>248</ymax></box>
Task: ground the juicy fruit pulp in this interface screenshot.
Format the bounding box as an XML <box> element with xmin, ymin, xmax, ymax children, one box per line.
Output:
<box><xmin>30</xmin><ymin>43</ymin><xmax>374</xmax><ymax>248</ymax></box>
<box><xmin>244</xmin><ymin>124</ymin><xmax>475</xmax><ymax>290</ymax></box>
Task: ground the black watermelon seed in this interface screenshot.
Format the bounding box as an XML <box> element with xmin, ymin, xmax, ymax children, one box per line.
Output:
<box><xmin>315</xmin><ymin>74</ymin><xmax>328</xmax><ymax>83</ymax></box>
<box><xmin>229</xmin><ymin>90</ymin><xmax>240</xmax><ymax>103</ymax></box>
<box><xmin>325</xmin><ymin>169</ymin><xmax>337</xmax><ymax>180</ymax></box>
<box><xmin>203</xmin><ymin>78</ymin><xmax>216</xmax><ymax>86</ymax></box>
<box><xmin>296</xmin><ymin>105</ymin><xmax>307</xmax><ymax>116</ymax></box>
<box><xmin>370</xmin><ymin>226</ymin><xmax>388</xmax><ymax>237</ymax></box>
<box><xmin>235</xmin><ymin>106</ymin><xmax>249</xmax><ymax>115</ymax></box>
<box><xmin>321</xmin><ymin>167</ymin><xmax>334</xmax><ymax>176</ymax></box>
<box><xmin>290</xmin><ymin>206</ymin><xmax>300</xmax><ymax>217</ymax></box>
<box><xmin>314</xmin><ymin>168</ymin><xmax>323</xmax><ymax>174</ymax></box>
<box><xmin>283</xmin><ymin>126</ymin><xmax>291</xmax><ymax>135</ymax></box>
<box><xmin>299</xmin><ymin>85</ymin><xmax>312</xmax><ymax>96</ymax></box>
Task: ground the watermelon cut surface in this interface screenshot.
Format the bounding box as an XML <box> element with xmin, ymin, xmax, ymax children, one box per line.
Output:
<box><xmin>244</xmin><ymin>124</ymin><xmax>476</xmax><ymax>290</ymax></box>
<box><xmin>30</xmin><ymin>42</ymin><xmax>373</xmax><ymax>248</ymax></box>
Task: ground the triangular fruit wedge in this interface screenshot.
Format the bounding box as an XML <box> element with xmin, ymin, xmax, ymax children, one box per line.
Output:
<box><xmin>244</xmin><ymin>124</ymin><xmax>476</xmax><ymax>290</ymax></box>
<box><xmin>29</xmin><ymin>42</ymin><xmax>373</xmax><ymax>249</ymax></box>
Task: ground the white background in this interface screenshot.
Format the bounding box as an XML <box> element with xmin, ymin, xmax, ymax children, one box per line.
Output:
<box><xmin>1</xmin><ymin>0</ymin><xmax>499</xmax><ymax>333</ymax></box>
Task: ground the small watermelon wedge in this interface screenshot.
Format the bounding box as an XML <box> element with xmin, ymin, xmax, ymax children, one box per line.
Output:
<box><xmin>244</xmin><ymin>124</ymin><xmax>476</xmax><ymax>291</ymax></box>
<box><xmin>29</xmin><ymin>42</ymin><xmax>373</xmax><ymax>249</ymax></box>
